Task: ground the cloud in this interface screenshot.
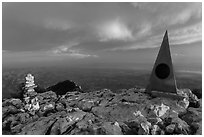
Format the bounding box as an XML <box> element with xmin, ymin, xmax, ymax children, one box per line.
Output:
<box><xmin>51</xmin><ymin>42</ymin><xmax>79</xmax><ymax>54</ymax></box>
<box><xmin>50</xmin><ymin>42</ymin><xmax>98</xmax><ymax>59</ymax></box>
<box><xmin>2</xmin><ymin>50</ymin><xmax>9</xmax><ymax>53</ymax></box>
<box><xmin>108</xmin><ymin>22</ymin><xmax>201</xmax><ymax>51</ymax></box>
<box><xmin>156</xmin><ymin>3</ymin><xmax>201</xmax><ymax>26</ymax></box>
<box><xmin>130</xmin><ymin>3</ymin><xmax>201</xmax><ymax>27</ymax></box>
<box><xmin>3</xmin><ymin>2</ymin><xmax>202</xmax><ymax>61</ymax></box>
<box><xmin>135</xmin><ymin>23</ymin><xmax>152</xmax><ymax>39</ymax></box>
<box><xmin>172</xmin><ymin>53</ymin><xmax>185</xmax><ymax>57</ymax></box>
<box><xmin>130</xmin><ymin>2</ymin><xmax>144</xmax><ymax>9</ymax></box>
<box><xmin>51</xmin><ymin>48</ymin><xmax>98</xmax><ymax>58</ymax></box>
<box><xmin>169</xmin><ymin>22</ymin><xmax>202</xmax><ymax>45</ymax></box>
<box><xmin>96</xmin><ymin>18</ymin><xmax>134</xmax><ymax>41</ymax></box>
<box><xmin>43</xmin><ymin>18</ymin><xmax>72</xmax><ymax>30</ymax></box>
<box><xmin>108</xmin><ymin>41</ymin><xmax>158</xmax><ymax>51</ymax></box>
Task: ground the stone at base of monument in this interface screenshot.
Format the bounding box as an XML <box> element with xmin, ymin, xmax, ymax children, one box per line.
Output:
<box><xmin>150</xmin><ymin>91</ymin><xmax>185</xmax><ymax>100</ymax></box>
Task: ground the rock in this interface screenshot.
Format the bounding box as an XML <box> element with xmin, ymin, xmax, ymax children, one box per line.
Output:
<box><xmin>172</xmin><ymin>117</ymin><xmax>189</xmax><ymax>135</ymax></box>
<box><xmin>61</xmin><ymin>110</ymin><xmax>87</xmax><ymax>134</ymax></box>
<box><xmin>147</xmin><ymin>117</ymin><xmax>162</xmax><ymax>125</ymax></box>
<box><xmin>2</xmin><ymin>105</ymin><xmax>19</xmax><ymax>119</ymax></box>
<box><xmin>166</xmin><ymin>124</ymin><xmax>175</xmax><ymax>134</ymax></box>
<box><xmin>24</xmin><ymin>90</ymin><xmax>37</xmax><ymax>98</ymax></box>
<box><xmin>72</xmin><ymin>115</ymin><xmax>101</xmax><ymax>135</ymax></box>
<box><xmin>92</xmin><ymin>104</ymin><xmax>140</xmax><ymax>122</ymax></box>
<box><xmin>153</xmin><ymin>103</ymin><xmax>170</xmax><ymax>117</ymax></box>
<box><xmin>10</xmin><ymin>124</ymin><xmax>23</xmax><ymax>133</ymax></box>
<box><xmin>120</xmin><ymin>88</ymin><xmax>150</xmax><ymax>104</ymax></box>
<box><xmin>34</xmin><ymin>86</ymin><xmax>47</xmax><ymax>93</ymax></box>
<box><xmin>44</xmin><ymin>103</ymin><xmax>55</xmax><ymax>111</ymax></box>
<box><xmin>2</xmin><ymin>98</ymin><xmax>23</xmax><ymax>109</ymax></box>
<box><xmin>178</xmin><ymin>89</ymin><xmax>199</xmax><ymax>108</ymax></box>
<box><xmin>37</xmin><ymin>91</ymin><xmax>57</xmax><ymax>104</ymax></box>
<box><xmin>1</xmin><ymin>77</ymin><xmax>201</xmax><ymax>135</ymax></box>
<box><xmin>146</xmin><ymin>102</ymin><xmax>170</xmax><ymax>118</ymax></box>
<box><xmin>59</xmin><ymin>95</ymin><xmax>80</xmax><ymax>108</ymax></box>
<box><xmin>178</xmin><ymin>98</ymin><xmax>189</xmax><ymax>109</ymax></box>
<box><xmin>99</xmin><ymin>99</ymin><xmax>110</xmax><ymax>107</ymax></box>
<box><xmin>42</xmin><ymin>103</ymin><xmax>55</xmax><ymax>116</ymax></box>
<box><xmin>55</xmin><ymin>103</ymin><xmax>65</xmax><ymax>112</ymax></box>
<box><xmin>102</xmin><ymin>122</ymin><xmax>123</xmax><ymax>135</ymax></box>
<box><xmin>118</xmin><ymin>122</ymin><xmax>134</xmax><ymax>135</ymax></box>
<box><xmin>46</xmin><ymin>80</ymin><xmax>81</xmax><ymax>96</ymax></box>
<box><xmin>193</xmin><ymin>121</ymin><xmax>202</xmax><ymax>135</ymax></box>
<box><xmin>77</xmin><ymin>99</ymin><xmax>95</xmax><ymax>112</ymax></box>
<box><xmin>49</xmin><ymin>120</ymin><xmax>60</xmax><ymax>135</ymax></box>
<box><xmin>138</xmin><ymin>121</ymin><xmax>151</xmax><ymax>135</ymax></box>
<box><xmin>19</xmin><ymin>116</ymin><xmax>58</xmax><ymax>135</ymax></box>
<box><xmin>16</xmin><ymin>113</ymin><xmax>30</xmax><ymax>124</ymax></box>
<box><xmin>148</xmin><ymin>97</ymin><xmax>186</xmax><ymax>117</ymax></box>
<box><xmin>2</xmin><ymin>115</ymin><xmax>18</xmax><ymax>131</ymax></box>
<box><xmin>198</xmin><ymin>99</ymin><xmax>202</xmax><ymax>108</ymax></box>
<box><xmin>23</xmin><ymin>74</ymin><xmax>40</xmax><ymax>115</ymax></box>
<box><xmin>133</xmin><ymin>111</ymin><xmax>144</xmax><ymax>117</ymax></box>
<box><xmin>181</xmin><ymin>107</ymin><xmax>202</xmax><ymax>125</ymax></box>
<box><xmin>192</xmin><ymin>88</ymin><xmax>202</xmax><ymax>99</ymax></box>
<box><xmin>25</xmin><ymin>74</ymin><xmax>36</xmax><ymax>88</ymax></box>
<box><xmin>151</xmin><ymin>124</ymin><xmax>160</xmax><ymax>135</ymax></box>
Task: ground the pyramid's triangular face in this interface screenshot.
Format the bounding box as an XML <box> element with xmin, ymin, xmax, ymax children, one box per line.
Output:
<box><xmin>146</xmin><ymin>31</ymin><xmax>177</xmax><ymax>93</ymax></box>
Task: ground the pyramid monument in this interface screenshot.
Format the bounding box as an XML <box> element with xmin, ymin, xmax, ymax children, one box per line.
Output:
<box><xmin>146</xmin><ymin>30</ymin><xmax>183</xmax><ymax>99</ymax></box>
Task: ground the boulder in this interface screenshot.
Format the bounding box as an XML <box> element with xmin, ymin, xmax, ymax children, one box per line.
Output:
<box><xmin>18</xmin><ymin>112</ymin><xmax>66</xmax><ymax>135</ymax></box>
<box><xmin>2</xmin><ymin>98</ymin><xmax>23</xmax><ymax>109</ymax></box>
<box><xmin>192</xmin><ymin>121</ymin><xmax>202</xmax><ymax>135</ymax></box>
<box><xmin>43</xmin><ymin>102</ymin><xmax>56</xmax><ymax>116</ymax></box>
<box><xmin>172</xmin><ymin>117</ymin><xmax>189</xmax><ymax>135</ymax></box>
<box><xmin>101</xmin><ymin>122</ymin><xmax>123</xmax><ymax>135</ymax></box>
<box><xmin>138</xmin><ymin>121</ymin><xmax>151</xmax><ymax>135</ymax></box>
<box><xmin>77</xmin><ymin>99</ymin><xmax>96</xmax><ymax>112</ymax></box>
<box><xmin>10</xmin><ymin>124</ymin><xmax>23</xmax><ymax>133</ymax></box>
<box><xmin>152</xmin><ymin>103</ymin><xmax>170</xmax><ymax>117</ymax></box>
<box><xmin>2</xmin><ymin>115</ymin><xmax>18</xmax><ymax>131</ymax></box>
<box><xmin>178</xmin><ymin>89</ymin><xmax>199</xmax><ymax>108</ymax></box>
<box><xmin>55</xmin><ymin>102</ymin><xmax>65</xmax><ymax>112</ymax></box>
<box><xmin>181</xmin><ymin>107</ymin><xmax>202</xmax><ymax>125</ymax></box>
<box><xmin>19</xmin><ymin>117</ymin><xmax>57</xmax><ymax>135</ymax></box>
<box><xmin>49</xmin><ymin>110</ymin><xmax>87</xmax><ymax>135</ymax></box>
<box><xmin>151</xmin><ymin>124</ymin><xmax>161</xmax><ymax>135</ymax></box>
<box><xmin>178</xmin><ymin>98</ymin><xmax>189</xmax><ymax>109</ymax></box>
<box><xmin>147</xmin><ymin>117</ymin><xmax>162</xmax><ymax>125</ymax></box>
<box><xmin>192</xmin><ymin>88</ymin><xmax>202</xmax><ymax>99</ymax></box>
<box><xmin>16</xmin><ymin>113</ymin><xmax>30</xmax><ymax>124</ymax></box>
<box><xmin>37</xmin><ymin>91</ymin><xmax>57</xmax><ymax>104</ymax></box>
<box><xmin>165</xmin><ymin>124</ymin><xmax>175</xmax><ymax>134</ymax></box>
<box><xmin>2</xmin><ymin>105</ymin><xmax>20</xmax><ymax>119</ymax></box>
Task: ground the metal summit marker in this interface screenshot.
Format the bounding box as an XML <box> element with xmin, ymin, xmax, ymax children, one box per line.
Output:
<box><xmin>146</xmin><ymin>30</ymin><xmax>183</xmax><ymax>99</ymax></box>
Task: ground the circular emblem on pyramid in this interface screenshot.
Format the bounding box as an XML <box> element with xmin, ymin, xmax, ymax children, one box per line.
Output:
<box><xmin>155</xmin><ymin>63</ymin><xmax>170</xmax><ymax>79</ymax></box>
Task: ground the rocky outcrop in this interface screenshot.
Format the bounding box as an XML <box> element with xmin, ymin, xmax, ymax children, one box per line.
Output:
<box><xmin>2</xmin><ymin>74</ymin><xmax>202</xmax><ymax>135</ymax></box>
<box><xmin>46</xmin><ymin>80</ymin><xmax>82</xmax><ymax>96</ymax></box>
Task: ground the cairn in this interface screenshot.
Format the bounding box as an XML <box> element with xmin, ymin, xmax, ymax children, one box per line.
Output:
<box><xmin>23</xmin><ymin>74</ymin><xmax>40</xmax><ymax>115</ymax></box>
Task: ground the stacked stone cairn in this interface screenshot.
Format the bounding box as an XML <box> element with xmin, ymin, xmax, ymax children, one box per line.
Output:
<box><xmin>23</xmin><ymin>74</ymin><xmax>40</xmax><ymax>115</ymax></box>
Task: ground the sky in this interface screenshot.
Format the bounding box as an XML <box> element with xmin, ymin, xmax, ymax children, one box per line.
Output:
<box><xmin>2</xmin><ymin>2</ymin><xmax>202</xmax><ymax>71</ymax></box>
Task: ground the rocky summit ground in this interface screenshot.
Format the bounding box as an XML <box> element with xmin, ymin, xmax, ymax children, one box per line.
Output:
<box><xmin>2</xmin><ymin>81</ymin><xmax>202</xmax><ymax>135</ymax></box>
